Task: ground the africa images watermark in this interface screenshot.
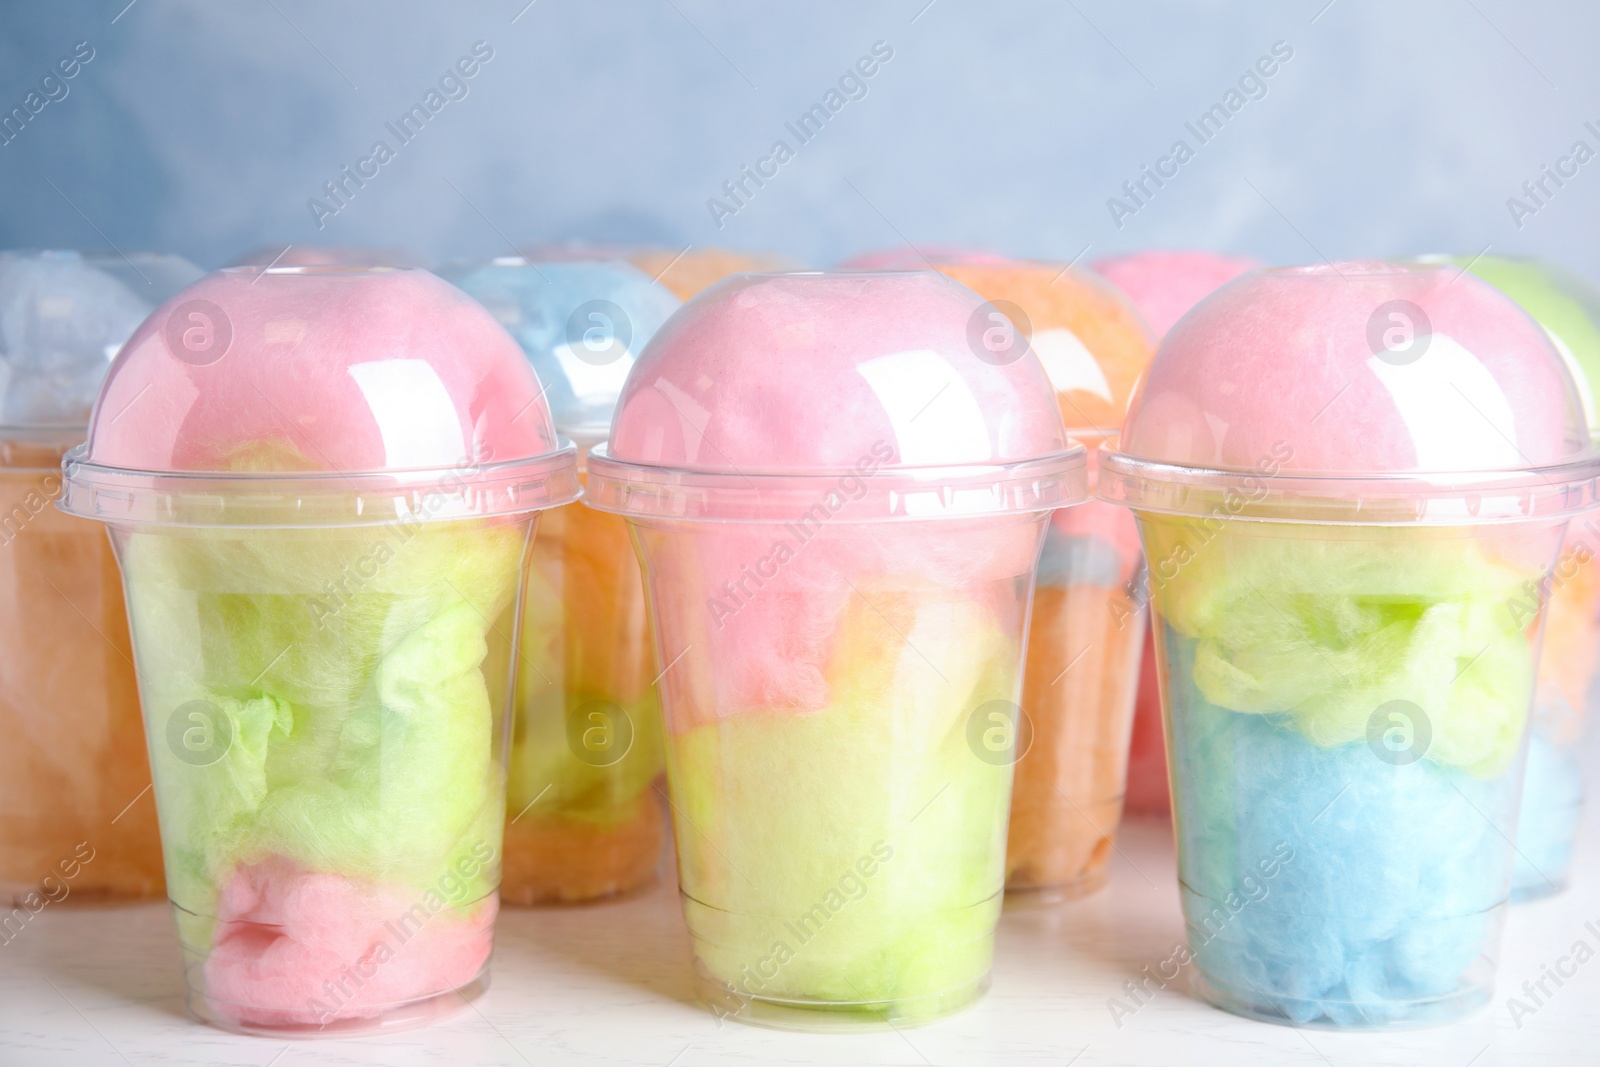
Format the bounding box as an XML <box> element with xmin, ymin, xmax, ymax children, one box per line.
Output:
<box><xmin>308</xmin><ymin>839</ymin><xmax>497</xmax><ymax>1024</ymax></box>
<box><xmin>709</xmin><ymin>840</ymin><xmax>896</xmax><ymax>1020</ymax></box>
<box><xmin>1107</xmin><ymin>840</ymin><xmax>1295</xmax><ymax>1027</ymax></box>
<box><xmin>0</xmin><ymin>841</ymin><xmax>97</xmax><ymax>948</ymax></box>
<box><xmin>1504</xmin><ymin>916</ymin><xmax>1600</xmax><ymax>1029</ymax></box>
<box><xmin>307</xmin><ymin>40</ymin><xmax>496</xmax><ymax>229</ymax></box>
<box><xmin>1505</xmin><ymin>117</ymin><xmax>1600</xmax><ymax>230</ymax></box>
<box><xmin>1106</xmin><ymin>40</ymin><xmax>1294</xmax><ymax>229</ymax></box>
<box><xmin>1111</xmin><ymin>441</ymin><xmax>1295</xmax><ymax>629</ymax></box>
<box><xmin>308</xmin><ymin>444</ymin><xmax>499</xmax><ymax>629</ymax></box>
<box><xmin>0</xmin><ymin>40</ymin><xmax>95</xmax><ymax>148</ymax></box>
<box><xmin>705</xmin><ymin>439</ymin><xmax>896</xmax><ymax>630</ymax></box>
<box><xmin>706</xmin><ymin>40</ymin><xmax>895</xmax><ymax>229</ymax></box>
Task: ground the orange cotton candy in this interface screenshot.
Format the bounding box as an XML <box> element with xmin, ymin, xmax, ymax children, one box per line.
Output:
<box><xmin>0</xmin><ymin>444</ymin><xmax>162</xmax><ymax>905</ymax></box>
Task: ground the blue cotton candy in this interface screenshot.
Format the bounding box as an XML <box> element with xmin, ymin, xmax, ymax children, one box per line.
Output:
<box><xmin>1035</xmin><ymin>530</ymin><xmax>1126</xmax><ymax>588</ymax></box>
<box><xmin>439</xmin><ymin>259</ymin><xmax>680</xmax><ymax>435</ymax></box>
<box><xmin>1166</xmin><ymin>629</ymin><xmax>1516</xmax><ymax>1026</ymax></box>
<box><xmin>1512</xmin><ymin>725</ymin><xmax>1583</xmax><ymax>900</ymax></box>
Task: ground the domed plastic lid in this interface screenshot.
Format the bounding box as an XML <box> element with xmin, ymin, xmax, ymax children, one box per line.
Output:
<box><xmin>627</xmin><ymin>247</ymin><xmax>800</xmax><ymax>300</ymax></box>
<box><xmin>586</xmin><ymin>270</ymin><xmax>1086</xmax><ymax>522</ymax></box>
<box><xmin>437</xmin><ymin>256</ymin><xmax>681</xmax><ymax>443</ymax></box>
<box><xmin>1091</xmin><ymin>250</ymin><xmax>1262</xmax><ymax>339</ymax></box>
<box><xmin>60</xmin><ymin>266</ymin><xmax>579</xmax><ymax>528</ymax></box>
<box><xmin>935</xmin><ymin>258</ymin><xmax>1154</xmax><ymax>440</ymax></box>
<box><xmin>0</xmin><ymin>250</ymin><xmax>202</xmax><ymax>440</ymax></box>
<box><xmin>1100</xmin><ymin>260</ymin><xmax>1599</xmax><ymax>524</ymax></box>
<box><xmin>1426</xmin><ymin>255</ymin><xmax>1600</xmax><ymax>431</ymax></box>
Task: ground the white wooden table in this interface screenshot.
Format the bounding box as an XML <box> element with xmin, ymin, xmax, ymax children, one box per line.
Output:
<box><xmin>2</xmin><ymin>812</ymin><xmax>1595</xmax><ymax>1067</ymax></box>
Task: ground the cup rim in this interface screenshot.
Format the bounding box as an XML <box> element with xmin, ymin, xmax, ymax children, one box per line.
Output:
<box><xmin>57</xmin><ymin>440</ymin><xmax>582</xmax><ymax>529</ymax></box>
<box><xmin>584</xmin><ymin>441</ymin><xmax>1089</xmax><ymax>523</ymax></box>
<box><xmin>1098</xmin><ymin>444</ymin><xmax>1600</xmax><ymax>525</ymax></box>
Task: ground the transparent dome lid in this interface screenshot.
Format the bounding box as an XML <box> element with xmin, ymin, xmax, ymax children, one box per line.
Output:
<box><xmin>0</xmin><ymin>249</ymin><xmax>203</xmax><ymax>438</ymax></box>
<box><xmin>437</xmin><ymin>256</ymin><xmax>681</xmax><ymax>442</ymax></box>
<box><xmin>1419</xmin><ymin>255</ymin><xmax>1600</xmax><ymax>432</ymax></box>
<box><xmin>1091</xmin><ymin>250</ymin><xmax>1262</xmax><ymax>339</ymax></box>
<box><xmin>229</xmin><ymin>245</ymin><xmax>420</xmax><ymax>268</ymax></box>
<box><xmin>586</xmin><ymin>270</ymin><xmax>1086</xmax><ymax>522</ymax></box>
<box><xmin>1100</xmin><ymin>260</ymin><xmax>1599</xmax><ymax>524</ymax></box>
<box><xmin>935</xmin><ymin>258</ymin><xmax>1154</xmax><ymax>440</ymax></box>
<box><xmin>60</xmin><ymin>266</ymin><xmax>579</xmax><ymax>528</ymax></box>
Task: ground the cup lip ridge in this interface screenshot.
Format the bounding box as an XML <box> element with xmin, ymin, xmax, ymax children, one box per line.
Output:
<box><xmin>1097</xmin><ymin>442</ymin><xmax>1600</xmax><ymax>525</ymax></box>
<box><xmin>56</xmin><ymin>439</ymin><xmax>583</xmax><ymax>529</ymax></box>
<box><xmin>583</xmin><ymin>440</ymin><xmax>1089</xmax><ymax>523</ymax></box>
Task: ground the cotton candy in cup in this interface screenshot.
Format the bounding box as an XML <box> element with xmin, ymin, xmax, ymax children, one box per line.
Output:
<box><xmin>440</xmin><ymin>257</ymin><xmax>682</xmax><ymax>903</ymax></box>
<box><xmin>1099</xmin><ymin>260</ymin><xmax>1597</xmax><ymax>1028</ymax></box>
<box><xmin>586</xmin><ymin>270</ymin><xmax>1086</xmax><ymax>1029</ymax></box>
<box><xmin>1440</xmin><ymin>255</ymin><xmax>1600</xmax><ymax>899</ymax></box>
<box><xmin>58</xmin><ymin>265</ymin><xmax>580</xmax><ymax>1035</ymax></box>
<box><xmin>0</xmin><ymin>251</ymin><xmax>201</xmax><ymax>907</ymax></box>
<box><xmin>1091</xmin><ymin>249</ymin><xmax>1262</xmax><ymax>816</ymax></box>
<box><xmin>932</xmin><ymin>258</ymin><xmax>1154</xmax><ymax>900</ymax></box>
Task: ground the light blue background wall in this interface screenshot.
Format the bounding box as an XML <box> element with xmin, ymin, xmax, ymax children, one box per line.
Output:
<box><xmin>1</xmin><ymin>0</ymin><xmax>1596</xmax><ymax>277</ymax></box>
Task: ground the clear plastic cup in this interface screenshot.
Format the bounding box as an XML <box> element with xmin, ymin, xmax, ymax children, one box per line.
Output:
<box><xmin>1091</xmin><ymin>250</ymin><xmax>1263</xmax><ymax>817</ymax></box>
<box><xmin>440</xmin><ymin>257</ymin><xmax>682</xmax><ymax>904</ymax></box>
<box><xmin>933</xmin><ymin>259</ymin><xmax>1155</xmax><ymax>900</ymax></box>
<box><xmin>586</xmin><ymin>270</ymin><xmax>1086</xmax><ymax>1029</ymax></box>
<box><xmin>0</xmin><ymin>251</ymin><xmax>201</xmax><ymax>910</ymax></box>
<box><xmin>1433</xmin><ymin>255</ymin><xmax>1600</xmax><ymax>900</ymax></box>
<box><xmin>59</xmin><ymin>266</ymin><xmax>579</xmax><ymax>1034</ymax></box>
<box><xmin>1100</xmin><ymin>260</ymin><xmax>1599</xmax><ymax>1028</ymax></box>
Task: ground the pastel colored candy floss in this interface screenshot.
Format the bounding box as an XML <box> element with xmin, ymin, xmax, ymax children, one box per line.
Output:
<box><xmin>89</xmin><ymin>268</ymin><xmax>558</xmax><ymax>1028</ymax></box>
<box><xmin>600</xmin><ymin>270</ymin><xmax>1073</xmax><ymax>1022</ymax></box>
<box><xmin>1089</xmin><ymin>250</ymin><xmax>1260</xmax><ymax>815</ymax></box>
<box><xmin>1092</xmin><ymin>250</ymin><xmax>1260</xmax><ymax>338</ymax></box>
<box><xmin>1116</xmin><ymin>260</ymin><xmax>1584</xmax><ymax>1026</ymax></box>
<box><xmin>1166</xmin><ymin>628</ymin><xmax>1515</xmax><ymax>1027</ymax></box>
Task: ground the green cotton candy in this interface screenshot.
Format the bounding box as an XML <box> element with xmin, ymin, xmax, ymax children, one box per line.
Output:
<box><xmin>1455</xmin><ymin>257</ymin><xmax>1600</xmax><ymax>426</ymax></box>
<box><xmin>1144</xmin><ymin>520</ymin><xmax>1537</xmax><ymax>778</ymax></box>
<box><xmin>506</xmin><ymin>562</ymin><xmax>662</xmax><ymax>827</ymax></box>
<box><xmin>123</xmin><ymin>520</ymin><xmax>527</xmax><ymax>919</ymax></box>
<box><xmin>673</xmin><ymin>589</ymin><xmax>1016</xmax><ymax>1015</ymax></box>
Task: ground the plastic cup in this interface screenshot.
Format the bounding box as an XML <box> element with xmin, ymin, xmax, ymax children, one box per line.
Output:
<box><xmin>0</xmin><ymin>251</ymin><xmax>200</xmax><ymax>911</ymax></box>
<box><xmin>59</xmin><ymin>266</ymin><xmax>579</xmax><ymax>1034</ymax></box>
<box><xmin>1091</xmin><ymin>250</ymin><xmax>1263</xmax><ymax>817</ymax></box>
<box><xmin>934</xmin><ymin>259</ymin><xmax>1155</xmax><ymax>900</ymax></box>
<box><xmin>587</xmin><ymin>270</ymin><xmax>1085</xmax><ymax>1029</ymax></box>
<box><xmin>1100</xmin><ymin>261</ymin><xmax>1598</xmax><ymax>1028</ymax></box>
<box><xmin>441</xmin><ymin>257</ymin><xmax>682</xmax><ymax>903</ymax></box>
<box><xmin>1434</xmin><ymin>255</ymin><xmax>1600</xmax><ymax>900</ymax></box>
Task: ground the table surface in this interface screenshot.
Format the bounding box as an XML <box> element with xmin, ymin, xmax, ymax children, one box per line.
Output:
<box><xmin>2</xmin><ymin>812</ymin><xmax>1596</xmax><ymax>1067</ymax></box>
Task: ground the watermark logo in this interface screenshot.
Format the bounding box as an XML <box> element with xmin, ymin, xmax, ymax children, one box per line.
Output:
<box><xmin>967</xmin><ymin>299</ymin><xmax>1031</xmax><ymax>366</ymax></box>
<box><xmin>165</xmin><ymin>299</ymin><xmax>233</xmax><ymax>366</ymax></box>
<box><xmin>166</xmin><ymin>699</ymin><xmax>232</xmax><ymax>766</ymax></box>
<box><xmin>565</xmin><ymin>299</ymin><xmax>631</xmax><ymax>366</ymax></box>
<box><xmin>1366</xmin><ymin>699</ymin><xmax>1431</xmax><ymax>765</ymax></box>
<box><xmin>966</xmin><ymin>699</ymin><xmax>1034</xmax><ymax>766</ymax></box>
<box><xmin>1367</xmin><ymin>299</ymin><xmax>1431</xmax><ymax>366</ymax></box>
<box><xmin>566</xmin><ymin>699</ymin><xmax>634</xmax><ymax>767</ymax></box>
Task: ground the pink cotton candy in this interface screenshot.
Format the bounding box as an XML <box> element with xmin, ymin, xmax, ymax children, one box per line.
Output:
<box><xmin>87</xmin><ymin>267</ymin><xmax>555</xmax><ymax>474</ymax></box>
<box><xmin>204</xmin><ymin>857</ymin><xmax>495</xmax><ymax>1029</ymax></box>
<box><xmin>607</xmin><ymin>271</ymin><xmax>1070</xmax><ymax>727</ymax></box>
<box><xmin>610</xmin><ymin>271</ymin><xmax>1066</xmax><ymax>470</ymax></box>
<box><xmin>1122</xmin><ymin>261</ymin><xmax>1578</xmax><ymax>472</ymax></box>
<box><xmin>837</xmin><ymin>247</ymin><xmax>1015</xmax><ymax>270</ymax></box>
<box><xmin>1092</xmin><ymin>250</ymin><xmax>1261</xmax><ymax>339</ymax></box>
